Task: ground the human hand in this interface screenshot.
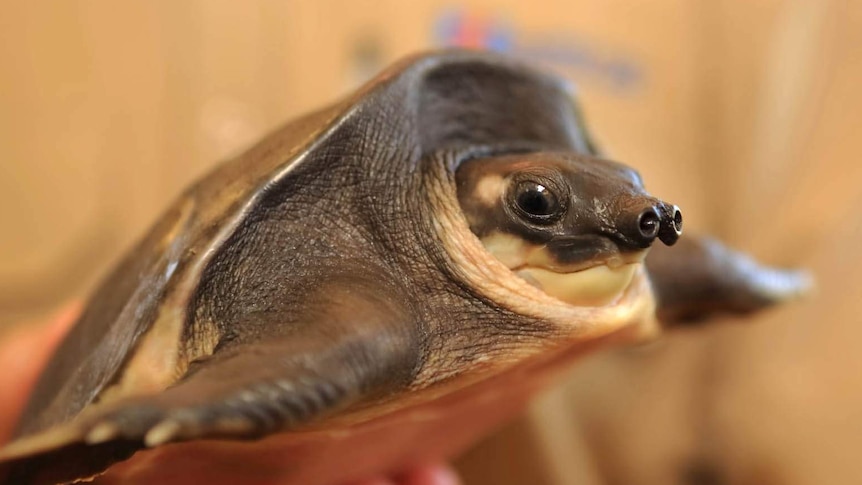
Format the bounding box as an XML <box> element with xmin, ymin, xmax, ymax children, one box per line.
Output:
<box><xmin>0</xmin><ymin>304</ymin><xmax>79</xmax><ymax>443</ymax></box>
<box><xmin>0</xmin><ymin>305</ymin><xmax>461</xmax><ymax>485</ymax></box>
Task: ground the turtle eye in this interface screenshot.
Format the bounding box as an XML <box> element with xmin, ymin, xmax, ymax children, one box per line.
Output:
<box><xmin>513</xmin><ymin>181</ymin><xmax>562</xmax><ymax>223</ymax></box>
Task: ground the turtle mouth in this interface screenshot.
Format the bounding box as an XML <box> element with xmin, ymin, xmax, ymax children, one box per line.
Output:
<box><xmin>514</xmin><ymin>257</ymin><xmax>645</xmax><ymax>307</ymax></box>
<box><xmin>478</xmin><ymin>232</ymin><xmax>649</xmax><ymax>307</ymax></box>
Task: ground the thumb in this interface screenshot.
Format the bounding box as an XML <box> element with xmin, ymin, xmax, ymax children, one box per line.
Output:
<box><xmin>0</xmin><ymin>303</ymin><xmax>80</xmax><ymax>443</ymax></box>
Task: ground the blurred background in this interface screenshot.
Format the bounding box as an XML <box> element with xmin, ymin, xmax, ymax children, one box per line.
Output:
<box><xmin>1</xmin><ymin>1</ymin><xmax>860</xmax><ymax>484</ymax></box>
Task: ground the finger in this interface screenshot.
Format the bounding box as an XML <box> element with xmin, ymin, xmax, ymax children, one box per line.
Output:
<box><xmin>345</xmin><ymin>463</ymin><xmax>461</xmax><ymax>485</ymax></box>
<box><xmin>0</xmin><ymin>303</ymin><xmax>80</xmax><ymax>442</ymax></box>
<box><xmin>396</xmin><ymin>463</ymin><xmax>461</xmax><ymax>485</ymax></box>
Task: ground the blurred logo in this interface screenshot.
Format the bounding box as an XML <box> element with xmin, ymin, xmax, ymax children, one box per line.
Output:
<box><xmin>434</xmin><ymin>9</ymin><xmax>514</xmax><ymax>52</ymax></box>
<box><xmin>434</xmin><ymin>8</ymin><xmax>643</xmax><ymax>93</ymax></box>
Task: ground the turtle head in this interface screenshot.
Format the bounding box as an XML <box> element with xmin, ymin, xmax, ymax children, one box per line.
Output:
<box><xmin>456</xmin><ymin>152</ymin><xmax>682</xmax><ymax>306</ymax></box>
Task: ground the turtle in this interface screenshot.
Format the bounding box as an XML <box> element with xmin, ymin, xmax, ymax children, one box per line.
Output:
<box><xmin>0</xmin><ymin>50</ymin><xmax>809</xmax><ymax>485</ymax></box>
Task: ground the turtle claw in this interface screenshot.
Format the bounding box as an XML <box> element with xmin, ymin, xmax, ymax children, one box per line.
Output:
<box><xmin>84</xmin><ymin>422</ymin><xmax>120</xmax><ymax>445</ymax></box>
<box><xmin>79</xmin><ymin>404</ymin><xmax>172</xmax><ymax>446</ymax></box>
<box><xmin>74</xmin><ymin>373</ymin><xmax>353</xmax><ymax>451</ymax></box>
<box><xmin>78</xmin><ymin>401</ymin><xmax>256</xmax><ymax>449</ymax></box>
<box><xmin>143</xmin><ymin>420</ymin><xmax>182</xmax><ymax>447</ymax></box>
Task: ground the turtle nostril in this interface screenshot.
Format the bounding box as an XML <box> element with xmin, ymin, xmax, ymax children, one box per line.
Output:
<box><xmin>637</xmin><ymin>208</ymin><xmax>661</xmax><ymax>241</ymax></box>
<box><xmin>658</xmin><ymin>204</ymin><xmax>683</xmax><ymax>246</ymax></box>
<box><xmin>672</xmin><ymin>206</ymin><xmax>683</xmax><ymax>232</ymax></box>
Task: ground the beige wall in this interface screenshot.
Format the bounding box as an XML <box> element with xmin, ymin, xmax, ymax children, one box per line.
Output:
<box><xmin>1</xmin><ymin>1</ymin><xmax>860</xmax><ymax>484</ymax></box>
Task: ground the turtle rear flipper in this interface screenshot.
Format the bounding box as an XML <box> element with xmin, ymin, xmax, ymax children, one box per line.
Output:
<box><xmin>0</xmin><ymin>292</ymin><xmax>419</xmax><ymax>485</ymax></box>
<box><xmin>646</xmin><ymin>234</ymin><xmax>812</xmax><ymax>324</ymax></box>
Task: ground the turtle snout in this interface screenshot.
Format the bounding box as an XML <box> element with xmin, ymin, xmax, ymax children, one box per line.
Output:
<box><xmin>621</xmin><ymin>202</ymin><xmax>683</xmax><ymax>248</ymax></box>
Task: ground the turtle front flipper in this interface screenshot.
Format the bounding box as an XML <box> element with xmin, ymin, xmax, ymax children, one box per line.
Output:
<box><xmin>0</xmin><ymin>288</ymin><xmax>420</xmax><ymax>485</ymax></box>
<box><xmin>646</xmin><ymin>234</ymin><xmax>812</xmax><ymax>324</ymax></box>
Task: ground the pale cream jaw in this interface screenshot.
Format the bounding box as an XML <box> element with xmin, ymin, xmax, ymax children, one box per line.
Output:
<box><xmin>480</xmin><ymin>233</ymin><xmax>647</xmax><ymax>307</ymax></box>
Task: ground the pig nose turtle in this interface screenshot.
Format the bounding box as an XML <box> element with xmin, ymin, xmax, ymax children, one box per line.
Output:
<box><xmin>0</xmin><ymin>50</ymin><xmax>809</xmax><ymax>485</ymax></box>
